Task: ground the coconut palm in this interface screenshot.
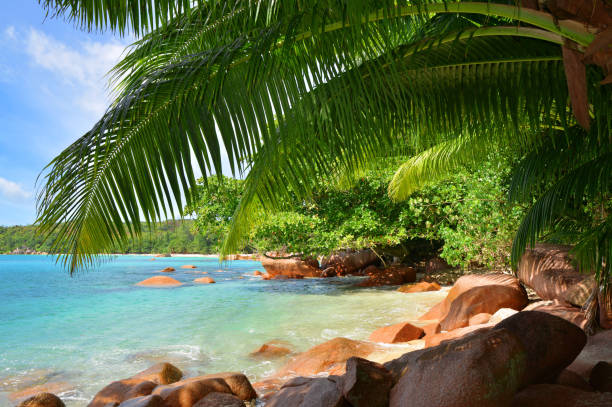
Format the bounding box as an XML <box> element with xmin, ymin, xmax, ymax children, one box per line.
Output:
<box><xmin>37</xmin><ymin>0</ymin><xmax>610</xmax><ymax>307</ymax></box>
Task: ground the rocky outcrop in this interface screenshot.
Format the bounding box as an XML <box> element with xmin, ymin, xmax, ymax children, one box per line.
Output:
<box><xmin>261</xmin><ymin>256</ymin><xmax>320</xmax><ymax>279</ymax></box>
<box><xmin>511</xmin><ymin>384</ymin><xmax>612</xmax><ymax>407</ymax></box>
<box><xmin>388</xmin><ymin>328</ymin><xmax>527</xmax><ymax>407</ymax></box>
<box><xmin>193</xmin><ymin>392</ymin><xmax>245</xmax><ymax>407</ymax></box>
<box><xmin>439</xmin><ymin>284</ymin><xmax>528</xmax><ymax>331</ymax></box>
<box><xmin>136</xmin><ymin>276</ymin><xmax>182</xmax><ymax>287</ymax></box>
<box><xmin>419</xmin><ymin>273</ymin><xmax>524</xmax><ymax>322</ymax></box>
<box><xmin>193</xmin><ymin>277</ymin><xmax>215</xmax><ymax>284</ymax></box>
<box><xmin>320</xmin><ymin>249</ymin><xmax>378</xmax><ymax>276</ymax></box>
<box><xmin>264</xmin><ymin>376</ymin><xmax>346</xmax><ymax>407</ymax></box>
<box><xmin>368</xmin><ymin>322</ymin><xmax>424</xmax><ymax>344</ymax></box>
<box><xmin>17</xmin><ymin>393</ymin><xmax>65</xmax><ymax>407</ymax></box>
<box><xmin>250</xmin><ymin>341</ymin><xmax>292</xmax><ymax>359</ymax></box>
<box><xmin>397</xmin><ymin>281</ymin><xmax>441</xmax><ymax>293</ymax></box>
<box><xmin>518</xmin><ymin>244</ymin><xmax>595</xmax><ymax>307</ymax></box>
<box><xmin>357</xmin><ymin>266</ymin><xmax>416</xmax><ymax>287</ymax></box>
<box><xmin>276</xmin><ymin>337</ymin><xmax>378</xmax><ymax>377</ymax></box>
<box><xmin>132</xmin><ymin>363</ymin><xmax>183</xmax><ymax>385</ymax></box>
<box><xmin>342</xmin><ymin>357</ymin><xmax>392</xmax><ymax>407</ymax></box>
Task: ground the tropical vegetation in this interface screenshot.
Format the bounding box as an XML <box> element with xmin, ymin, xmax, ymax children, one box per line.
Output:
<box><xmin>36</xmin><ymin>1</ymin><xmax>610</xmax><ymax>326</ymax></box>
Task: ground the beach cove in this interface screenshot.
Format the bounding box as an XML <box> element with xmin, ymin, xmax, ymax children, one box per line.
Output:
<box><xmin>0</xmin><ymin>255</ymin><xmax>446</xmax><ymax>406</ymax></box>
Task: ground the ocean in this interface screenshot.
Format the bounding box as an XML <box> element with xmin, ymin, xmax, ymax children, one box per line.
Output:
<box><xmin>0</xmin><ymin>255</ymin><xmax>445</xmax><ymax>406</ymax></box>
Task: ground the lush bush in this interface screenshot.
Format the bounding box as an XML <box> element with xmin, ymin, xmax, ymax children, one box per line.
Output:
<box><xmin>187</xmin><ymin>155</ymin><xmax>524</xmax><ymax>269</ymax></box>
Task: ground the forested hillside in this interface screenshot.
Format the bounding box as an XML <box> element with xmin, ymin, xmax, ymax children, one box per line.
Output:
<box><xmin>0</xmin><ymin>220</ymin><xmax>215</xmax><ymax>254</ymax></box>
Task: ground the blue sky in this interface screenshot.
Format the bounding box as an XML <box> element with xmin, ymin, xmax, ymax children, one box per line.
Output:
<box><xmin>0</xmin><ymin>3</ymin><xmax>129</xmax><ymax>225</ymax></box>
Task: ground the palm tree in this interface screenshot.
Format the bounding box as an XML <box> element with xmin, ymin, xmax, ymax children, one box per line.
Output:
<box><xmin>37</xmin><ymin>0</ymin><xmax>610</xmax><ymax>310</ymax></box>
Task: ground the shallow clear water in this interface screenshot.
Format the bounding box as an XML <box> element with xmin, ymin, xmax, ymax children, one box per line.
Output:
<box><xmin>0</xmin><ymin>255</ymin><xmax>445</xmax><ymax>406</ymax></box>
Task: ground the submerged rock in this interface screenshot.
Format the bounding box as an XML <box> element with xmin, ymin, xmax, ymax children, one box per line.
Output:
<box><xmin>368</xmin><ymin>322</ymin><xmax>424</xmax><ymax>344</ymax></box>
<box><xmin>193</xmin><ymin>277</ymin><xmax>215</xmax><ymax>284</ymax></box>
<box><xmin>136</xmin><ymin>276</ymin><xmax>182</xmax><ymax>287</ymax></box>
<box><xmin>250</xmin><ymin>341</ymin><xmax>292</xmax><ymax>359</ymax></box>
<box><xmin>160</xmin><ymin>267</ymin><xmax>175</xmax><ymax>273</ymax></box>
<box><xmin>17</xmin><ymin>393</ymin><xmax>65</xmax><ymax>407</ymax></box>
<box><xmin>181</xmin><ymin>265</ymin><xmax>197</xmax><ymax>269</ymax></box>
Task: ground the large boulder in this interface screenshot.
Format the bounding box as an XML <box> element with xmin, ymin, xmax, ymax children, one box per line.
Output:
<box><xmin>17</xmin><ymin>393</ymin><xmax>65</xmax><ymax>407</ymax></box>
<box><xmin>423</xmin><ymin>324</ymin><xmax>493</xmax><ymax>348</ymax></box>
<box><xmin>195</xmin><ymin>372</ymin><xmax>257</xmax><ymax>401</ymax></box>
<box><xmin>523</xmin><ymin>300</ymin><xmax>587</xmax><ymax>329</ymax></box>
<box><xmin>320</xmin><ymin>249</ymin><xmax>378</xmax><ymax>276</ymax></box>
<box><xmin>567</xmin><ymin>329</ymin><xmax>612</xmax><ymax>378</ymax></box>
<box><xmin>517</xmin><ymin>244</ymin><xmax>595</xmax><ymax>307</ymax></box>
<box><xmin>192</xmin><ymin>392</ymin><xmax>245</xmax><ymax>407</ymax></box>
<box><xmin>495</xmin><ymin>311</ymin><xmax>586</xmax><ymax>387</ymax></box>
<box><xmin>388</xmin><ymin>328</ymin><xmax>527</xmax><ymax>407</ymax></box>
<box><xmin>152</xmin><ymin>378</ymin><xmax>232</xmax><ymax>407</ymax></box>
<box><xmin>264</xmin><ymin>376</ymin><xmax>347</xmax><ymax>407</ymax></box>
<box><xmin>276</xmin><ymin>337</ymin><xmax>378</xmax><ymax>377</ymax></box>
<box><xmin>357</xmin><ymin>266</ymin><xmax>416</xmax><ymax>287</ymax></box>
<box><xmin>136</xmin><ymin>276</ymin><xmax>182</xmax><ymax>287</ymax></box>
<box><xmin>261</xmin><ymin>256</ymin><xmax>320</xmax><ymax>279</ymax></box>
<box><xmin>440</xmin><ymin>285</ymin><xmax>528</xmax><ymax>331</ymax></box>
<box><xmin>511</xmin><ymin>384</ymin><xmax>612</xmax><ymax>407</ymax></box>
<box><xmin>133</xmin><ymin>363</ymin><xmax>183</xmax><ymax>385</ymax></box>
<box><xmin>419</xmin><ymin>273</ymin><xmax>524</xmax><ymax>322</ymax></box>
<box><xmin>368</xmin><ymin>322</ymin><xmax>424</xmax><ymax>344</ymax></box>
<box><xmin>342</xmin><ymin>357</ymin><xmax>393</xmax><ymax>407</ymax></box>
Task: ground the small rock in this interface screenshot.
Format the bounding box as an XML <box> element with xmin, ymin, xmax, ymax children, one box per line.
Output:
<box><xmin>153</xmin><ymin>378</ymin><xmax>231</xmax><ymax>407</ymax></box>
<box><xmin>181</xmin><ymin>265</ymin><xmax>197</xmax><ymax>269</ymax></box>
<box><xmin>193</xmin><ymin>392</ymin><xmax>245</xmax><ymax>407</ymax></box>
<box><xmin>342</xmin><ymin>357</ymin><xmax>392</xmax><ymax>407</ymax></box>
<box><xmin>17</xmin><ymin>393</ymin><xmax>65</xmax><ymax>407</ymax></box>
<box><xmin>250</xmin><ymin>341</ymin><xmax>292</xmax><ymax>359</ymax></box>
<box><xmin>320</xmin><ymin>267</ymin><xmax>337</xmax><ymax>278</ymax></box>
<box><xmin>368</xmin><ymin>322</ymin><xmax>424</xmax><ymax>343</ymax></box>
<box><xmin>253</xmin><ymin>270</ymin><xmax>263</xmax><ymax>276</ymax></box>
<box><xmin>397</xmin><ymin>281</ymin><xmax>441</xmax><ymax>293</ymax></box>
<box><xmin>136</xmin><ymin>276</ymin><xmax>182</xmax><ymax>287</ymax></box>
<box><xmin>589</xmin><ymin>361</ymin><xmax>612</xmax><ymax>392</ymax></box>
<box><xmin>161</xmin><ymin>267</ymin><xmax>175</xmax><ymax>273</ymax></box>
<box><xmin>194</xmin><ymin>277</ymin><xmax>215</xmax><ymax>284</ymax></box>
<box><xmin>133</xmin><ymin>363</ymin><xmax>183</xmax><ymax>385</ymax></box>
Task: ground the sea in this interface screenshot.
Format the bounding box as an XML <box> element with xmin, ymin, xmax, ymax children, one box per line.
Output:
<box><xmin>0</xmin><ymin>255</ymin><xmax>445</xmax><ymax>406</ymax></box>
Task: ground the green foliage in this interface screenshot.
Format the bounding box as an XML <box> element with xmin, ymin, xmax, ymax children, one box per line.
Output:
<box><xmin>187</xmin><ymin>157</ymin><xmax>522</xmax><ymax>268</ymax></box>
<box><xmin>0</xmin><ymin>221</ymin><xmax>215</xmax><ymax>255</ymax></box>
<box><xmin>34</xmin><ymin>0</ymin><xmax>600</xmax><ymax>273</ymax></box>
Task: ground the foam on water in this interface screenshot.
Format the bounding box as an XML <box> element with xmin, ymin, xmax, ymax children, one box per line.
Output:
<box><xmin>0</xmin><ymin>255</ymin><xmax>446</xmax><ymax>406</ymax></box>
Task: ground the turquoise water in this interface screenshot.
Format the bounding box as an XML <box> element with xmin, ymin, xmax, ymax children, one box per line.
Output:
<box><xmin>0</xmin><ymin>255</ymin><xmax>445</xmax><ymax>406</ymax></box>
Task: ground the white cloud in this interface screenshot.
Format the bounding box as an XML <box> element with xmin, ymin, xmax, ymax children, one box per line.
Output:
<box><xmin>0</xmin><ymin>177</ymin><xmax>31</xmax><ymax>202</ymax></box>
<box><xmin>4</xmin><ymin>25</ymin><xmax>16</xmax><ymax>40</ymax></box>
<box><xmin>24</xmin><ymin>28</ymin><xmax>126</xmax><ymax>116</ymax></box>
